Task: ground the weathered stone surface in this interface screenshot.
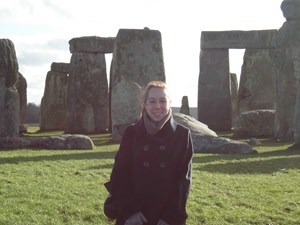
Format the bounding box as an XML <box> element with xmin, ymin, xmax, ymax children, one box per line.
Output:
<box><xmin>15</xmin><ymin>72</ymin><xmax>27</xmax><ymax>124</ymax></box>
<box><xmin>69</xmin><ymin>36</ymin><xmax>115</xmax><ymax>53</ymax></box>
<box><xmin>65</xmin><ymin>52</ymin><xmax>108</xmax><ymax>134</ymax></box>
<box><xmin>281</xmin><ymin>0</ymin><xmax>300</xmax><ymax>20</ymax></box>
<box><xmin>0</xmin><ymin>39</ymin><xmax>19</xmax><ymax>88</ymax></box>
<box><xmin>201</xmin><ymin>30</ymin><xmax>277</xmax><ymax>49</ymax></box>
<box><xmin>111</xmin><ymin>79</ymin><xmax>143</xmax><ymax>142</ymax></box>
<box><xmin>271</xmin><ymin>48</ymin><xmax>296</xmax><ymax>141</ymax></box>
<box><xmin>173</xmin><ymin>113</ymin><xmax>217</xmax><ymax>137</ymax></box>
<box><xmin>173</xmin><ymin>113</ymin><xmax>254</xmax><ymax>154</ymax></box>
<box><xmin>0</xmin><ymin>39</ymin><xmax>19</xmax><ymax>137</ymax></box>
<box><xmin>51</xmin><ymin>62</ymin><xmax>70</xmax><ymax>73</ymax></box>
<box><xmin>40</xmin><ymin>71</ymin><xmax>69</xmax><ymax>131</ymax></box>
<box><xmin>179</xmin><ymin>96</ymin><xmax>190</xmax><ymax>115</ymax></box>
<box><xmin>111</xmin><ymin>28</ymin><xmax>165</xmax><ymax>141</ymax></box>
<box><xmin>19</xmin><ymin>124</ymin><xmax>28</xmax><ymax>134</ymax></box>
<box><xmin>271</xmin><ymin>15</ymin><xmax>300</xmax><ymax>141</ymax></box>
<box><xmin>276</xmin><ymin>5</ymin><xmax>300</xmax><ymax>144</ymax></box>
<box><xmin>238</xmin><ymin>49</ymin><xmax>275</xmax><ymax>114</ymax></box>
<box><xmin>198</xmin><ymin>49</ymin><xmax>232</xmax><ymax>131</ymax></box>
<box><xmin>0</xmin><ymin>134</ymin><xmax>94</xmax><ymax>150</ymax></box>
<box><xmin>230</xmin><ymin>73</ymin><xmax>238</xmax><ymax>126</ymax></box>
<box><xmin>233</xmin><ymin>110</ymin><xmax>275</xmax><ymax>138</ymax></box>
<box><xmin>0</xmin><ymin>87</ymin><xmax>19</xmax><ymax>137</ymax></box>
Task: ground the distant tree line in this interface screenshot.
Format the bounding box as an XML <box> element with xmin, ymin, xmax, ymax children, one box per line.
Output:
<box><xmin>26</xmin><ymin>103</ymin><xmax>40</xmax><ymax>124</ymax></box>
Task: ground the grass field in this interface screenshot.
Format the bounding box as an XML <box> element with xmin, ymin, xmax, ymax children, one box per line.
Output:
<box><xmin>0</xmin><ymin>126</ymin><xmax>299</xmax><ymax>225</ymax></box>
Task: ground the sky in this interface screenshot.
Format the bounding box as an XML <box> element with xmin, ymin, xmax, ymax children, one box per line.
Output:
<box><xmin>1</xmin><ymin>0</ymin><xmax>286</xmax><ymax>107</ymax></box>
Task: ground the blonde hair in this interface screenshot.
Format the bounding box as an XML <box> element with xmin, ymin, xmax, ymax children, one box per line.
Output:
<box><xmin>141</xmin><ymin>81</ymin><xmax>170</xmax><ymax>113</ymax></box>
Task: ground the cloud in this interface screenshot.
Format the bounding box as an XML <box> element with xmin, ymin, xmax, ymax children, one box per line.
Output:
<box><xmin>0</xmin><ymin>8</ymin><xmax>13</xmax><ymax>19</ymax></box>
<box><xmin>17</xmin><ymin>43</ymin><xmax>70</xmax><ymax>67</ymax></box>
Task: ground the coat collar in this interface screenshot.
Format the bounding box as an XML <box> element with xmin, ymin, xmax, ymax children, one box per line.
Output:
<box><xmin>135</xmin><ymin>115</ymin><xmax>177</xmax><ymax>140</ymax></box>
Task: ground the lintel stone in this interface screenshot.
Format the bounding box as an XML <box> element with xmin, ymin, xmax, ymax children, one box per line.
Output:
<box><xmin>69</xmin><ymin>36</ymin><xmax>115</xmax><ymax>53</ymax></box>
<box><xmin>51</xmin><ymin>62</ymin><xmax>70</xmax><ymax>73</ymax></box>
<box><xmin>201</xmin><ymin>30</ymin><xmax>278</xmax><ymax>49</ymax></box>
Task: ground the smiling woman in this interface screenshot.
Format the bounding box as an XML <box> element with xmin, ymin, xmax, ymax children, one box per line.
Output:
<box><xmin>106</xmin><ymin>80</ymin><xmax>194</xmax><ymax>225</ymax></box>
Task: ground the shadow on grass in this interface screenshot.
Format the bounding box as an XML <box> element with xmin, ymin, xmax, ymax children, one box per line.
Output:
<box><xmin>0</xmin><ymin>150</ymin><xmax>117</xmax><ymax>165</ymax></box>
<box><xmin>85</xmin><ymin>164</ymin><xmax>114</xmax><ymax>170</ymax></box>
<box><xmin>193</xmin><ymin>147</ymin><xmax>300</xmax><ymax>174</ymax></box>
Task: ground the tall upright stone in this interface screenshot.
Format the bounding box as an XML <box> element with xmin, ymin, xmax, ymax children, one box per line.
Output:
<box><xmin>16</xmin><ymin>72</ymin><xmax>27</xmax><ymax>124</ymax></box>
<box><xmin>0</xmin><ymin>39</ymin><xmax>19</xmax><ymax>137</ymax></box>
<box><xmin>180</xmin><ymin>96</ymin><xmax>190</xmax><ymax>116</ymax></box>
<box><xmin>271</xmin><ymin>0</ymin><xmax>300</xmax><ymax>142</ymax></box>
<box><xmin>238</xmin><ymin>49</ymin><xmax>275</xmax><ymax>114</ymax></box>
<box><xmin>111</xmin><ymin>28</ymin><xmax>165</xmax><ymax>141</ymax></box>
<box><xmin>40</xmin><ymin>63</ymin><xmax>69</xmax><ymax>131</ymax></box>
<box><xmin>198</xmin><ymin>49</ymin><xmax>232</xmax><ymax>131</ymax></box>
<box><xmin>230</xmin><ymin>73</ymin><xmax>238</xmax><ymax>126</ymax></box>
<box><xmin>65</xmin><ymin>36</ymin><xmax>114</xmax><ymax>134</ymax></box>
<box><xmin>277</xmin><ymin>0</ymin><xmax>300</xmax><ymax>145</ymax></box>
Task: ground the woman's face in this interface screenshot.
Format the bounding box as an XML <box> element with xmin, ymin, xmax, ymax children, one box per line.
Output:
<box><xmin>145</xmin><ymin>87</ymin><xmax>171</xmax><ymax>122</ymax></box>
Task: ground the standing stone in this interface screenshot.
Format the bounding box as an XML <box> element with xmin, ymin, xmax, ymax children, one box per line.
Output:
<box><xmin>279</xmin><ymin>0</ymin><xmax>300</xmax><ymax>145</ymax></box>
<box><xmin>111</xmin><ymin>28</ymin><xmax>165</xmax><ymax>141</ymax></box>
<box><xmin>65</xmin><ymin>52</ymin><xmax>108</xmax><ymax>134</ymax></box>
<box><xmin>238</xmin><ymin>49</ymin><xmax>275</xmax><ymax>114</ymax></box>
<box><xmin>40</xmin><ymin>64</ymin><xmax>69</xmax><ymax>131</ymax></box>
<box><xmin>0</xmin><ymin>39</ymin><xmax>19</xmax><ymax>137</ymax></box>
<box><xmin>16</xmin><ymin>72</ymin><xmax>27</xmax><ymax>124</ymax></box>
<box><xmin>271</xmin><ymin>0</ymin><xmax>300</xmax><ymax>141</ymax></box>
<box><xmin>230</xmin><ymin>73</ymin><xmax>238</xmax><ymax>126</ymax></box>
<box><xmin>65</xmin><ymin>36</ymin><xmax>113</xmax><ymax>134</ymax></box>
<box><xmin>180</xmin><ymin>96</ymin><xmax>190</xmax><ymax>115</ymax></box>
<box><xmin>198</xmin><ymin>49</ymin><xmax>232</xmax><ymax>131</ymax></box>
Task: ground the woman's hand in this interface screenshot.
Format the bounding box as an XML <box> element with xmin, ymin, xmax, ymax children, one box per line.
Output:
<box><xmin>124</xmin><ymin>212</ymin><xmax>147</xmax><ymax>225</ymax></box>
<box><xmin>157</xmin><ymin>219</ymin><xmax>169</xmax><ymax>225</ymax></box>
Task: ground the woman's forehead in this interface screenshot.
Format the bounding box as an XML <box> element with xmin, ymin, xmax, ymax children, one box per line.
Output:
<box><xmin>147</xmin><ymin>87</ymin><xmax>169</xmax><ymax>97</ymax></box>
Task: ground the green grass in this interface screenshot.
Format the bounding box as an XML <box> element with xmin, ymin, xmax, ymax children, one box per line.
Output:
<box><xmin>0</xmin><ymin>126</ymin><xmax>299</xmax><ymax>225</ymax></box>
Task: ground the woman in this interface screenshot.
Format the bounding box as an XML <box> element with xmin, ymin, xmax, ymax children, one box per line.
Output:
<box><xmin>109</xmin><ymin>81</ymin><xmax>193</xmax><ymax>225</ymax></box>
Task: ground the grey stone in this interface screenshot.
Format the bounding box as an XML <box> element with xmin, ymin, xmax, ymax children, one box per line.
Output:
<box><xmin>69</xmin><ymin>36</ymin><xmax>115</xmax><ymax>53</ymax></box>
<box><xmin>15</xmin><ymin>72</ymin><xmax>27</xmax><ymax>124</ymax></box>
<box><xmin>233</xmin><ymin>110</ymin><xmax>275</xmax><ymax>138</ymax></box>
<box><xmin>198</xmin><ymin>49</ymin><xmax>232</xmax><ymax>131</ymax></box>
<box><xmin>110</xmin><ymin>28</ymin><xmax>165</xmax><ymax>141</ymax></box>
<box><xmin>247</xmin><ymin>138</ymin><xmax>262</xmax><ymax>146</ymax></box>
<box><xmin>281</xmin><ymin>0</ymin><xmax>300</xmax><ymax>20</ymax></box>
<box><xmin>0</xmin><ymin>39</ymin><xmax>19</xmax><ymax>88</ymax></box>
<box><xmin>238</xmin><ymin>49</ymin><xmax>275</xmax><ymax>114</ymax></box>
<box><xmin>179</xmin><ymin>96</ymin><xmax>190</xmax><ymax>115</ymax></box>
<box><xmin>65</xmin><ymin>52</ymin><xmax>108</xmax><ymax>134</ymax></box>
<box><xmin>201</xmin><ymin>30</ymin><xmax>277</xmax><ymax>49</ymax></box>
<box><xmin>230</xmin><ymin>73</ymin><xmax>238</xmax><ymax>126</ymax></box>
<box><xmin>0</xmin><ymin>39</ymin><xmax>19</xmax><ymax>137</ymax></box>
<box><xmin>173</xmin><ymin>113</ymin><xmax>254</xmax><ymax>154</ymax></box>
<box><xmin>0</xmin><ymin>134</ymin><xmax>94</xmax><ymax>150</ymax></box>
<box><xmin>40</xmin><ymin>71</ymin><xmax>69</xmax><ymax>131</ymax></box>
<box><xmin>51</xmin><ymin>62</ymin><xmax>70</xmax><ymax>73</ymax></box>
<box><xmin>111</xmin><ymin>79</ymin><xmax>143</xmax><ymax>142</ymax></box>
<box><xmin>271</xmin><ymin>15</ymin><xmax>300</xmax><ymax>141</ymax></box>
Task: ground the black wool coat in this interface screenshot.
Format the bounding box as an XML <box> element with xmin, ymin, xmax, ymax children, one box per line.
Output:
<box><xmin>110</xmin><ymin>116</ymin><xmax>193</xmax><ymax>225</ymax></box>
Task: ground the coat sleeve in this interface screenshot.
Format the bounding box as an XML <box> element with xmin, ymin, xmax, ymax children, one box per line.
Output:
<box><xmin>161</xmin><ymin>129</ymin><xmax>193</xmax><ymax>225</ymax></box>
<box><xmin>109</xmin><ymin>125</ymin><xmax>141</xmax><ymax>220</ymax></box>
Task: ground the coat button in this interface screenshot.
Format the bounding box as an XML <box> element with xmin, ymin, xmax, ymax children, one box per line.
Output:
<box><xmin>143</xmin><ymin>161</ymin><xmax>150</xmax><ymax>167</ymax></box>
<box><xmin>160</xmin><ymin>162</ymin><xmax>166</xmax><ymax>168</ymax></box>
<box><xmin>143</xmin><ymin>145</ymin><xmax>150</xmax><ymax>151</ymax></box>
<box><xmin>159</xmin><ymin>145</ymin><xmax>166</xmax><ymax>151</ymax></box>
